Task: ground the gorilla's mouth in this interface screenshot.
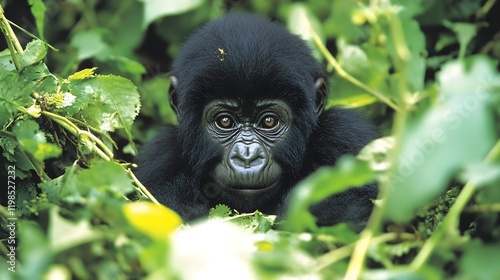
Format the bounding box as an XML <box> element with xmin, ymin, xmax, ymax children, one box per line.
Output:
<box><xmin>219</xmin><ymin>181</ymin><xmax>280</xmax><ymax>197</ymax></box>
<box><xmin>212</xmin><ymin>162</ymin><xmax>281</xmax><ymax>195</ymax></box>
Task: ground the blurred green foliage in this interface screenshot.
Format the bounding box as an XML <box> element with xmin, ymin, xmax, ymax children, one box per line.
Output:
<box><xmin>1</xmin><ymin>0</ymin><xmax>499</xmax><ymax>279</ymax></box>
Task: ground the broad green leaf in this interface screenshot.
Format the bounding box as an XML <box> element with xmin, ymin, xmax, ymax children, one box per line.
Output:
<box><xmin>67</xmin><ymin>75</ymin><xmax>140</xmax><ymax>134</ymax></box>
<box><xmin>336</xmin><ymin>41</ymin><xmax>391</xmax><ymax>91</ymax></box>
<box><xmin>97</xmin><ymin>56</ymin><xmax>146</xmax><ymax>83</ymax></box>
<box><xmin>384</xmin><ymin>55</ymin><xmax>498</xmax><ymax>222</ymax></box>
<box><xmin>460</xmin><ymin>241</ymin><xmax>500</xmax><ymax>280</ymax></box>
<box><xmin>18</xmin><ymin>139</ymin><xmax>62</xmax><ymax>162</ymax></box>
<box><xmin>12</xmin><ymin>119</ymin><xmax>44</xmax><ymax>140</ymax></box>
<box><xmin>47</xmin><ymin>207</ymin><xmax>99</xmax><ymax>252</ymax></box>
<box><xmin>38</xmin><ymin>165</ymin><xmax>84</xmax><ymax>204</ymax></box>
<box><xmin>438</xmin><ymin>55</ymin><xmax>500</xmax><ymax>98</ymax></box>
<box><xmin>76</xmin><ymin>160</ymin><xmax>134</xmax><ymax>196</ymax></box>
<box><xmin>28</xmin><ymin>0</ymin><xmax>46</xmax><ymax>40</ymax></box>
<box><xmin>70</xmin><ymin>29</ymin><xmax>111</xmax><ymax>60</ymax></box>
<box><xmin>18</xmin><ymin>222</ymin><xmax>52</xmax><ymax>278</ymax></box>
<box><xmin>139</xmin><ymin>0</ymin><xmax>205</xmax><ymax>29</ymax></box>
<box><xmin>0</xmin><ymin>70</ymin><xmax>23</xmax><ymax>127</ymax></box>
<box><xmin>0</xmin><ymin>62</ymin><xmax>51</xmax><ymax>127</ymax></box>
<box><xmin>18</xmin><ymin>40</ymin><xmax>48</xmax><ymax>70</ymax></box>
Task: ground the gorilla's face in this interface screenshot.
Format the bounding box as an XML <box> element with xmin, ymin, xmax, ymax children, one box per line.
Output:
<box><xmin>203</xmin><ymin>99</ymin><xmax>292</xmax><ymax>196</ymax></box>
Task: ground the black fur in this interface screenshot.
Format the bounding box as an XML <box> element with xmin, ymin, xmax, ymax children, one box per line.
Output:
<box><xmin>135</xmin><ymin>14</ymin><xmax>378</xmax><ymax>226</ymax></box>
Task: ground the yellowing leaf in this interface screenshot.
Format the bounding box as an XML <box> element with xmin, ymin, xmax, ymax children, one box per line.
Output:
<box><xmin>123</xmin><ymin>202</ymin><xmax>182</xmax><ymax>240</ymax></box>
<box><xmin>68</xmin><ymin>67</ymin><xmax>98</xmax><ymax>80</ymax></box>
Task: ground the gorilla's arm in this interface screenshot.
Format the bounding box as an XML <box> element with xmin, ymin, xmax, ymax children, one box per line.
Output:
<box><xmin>304</xmin><ymin>107</ymin><xmax>378</xmax><ymax>227</ymax></box>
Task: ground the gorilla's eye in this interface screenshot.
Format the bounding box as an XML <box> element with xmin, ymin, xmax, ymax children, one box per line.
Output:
<box><xmin>215</xmin><ymin>115</ymin><xmax>235</xmax><ymax>129</ymax></box>
<box><xmin>259</xmin><ymin>115</ymin><xmax>278</xmax><ymax>129</ymax></box>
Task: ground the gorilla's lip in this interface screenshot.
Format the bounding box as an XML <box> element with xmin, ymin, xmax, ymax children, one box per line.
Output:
<box><xmin>220</xmin><ymin>182</ymin><xmax>279</xmax><ymax>197</ymax></box>
<box><xmin>211</xmin><ymin>175</ymin><xmax>279</xmax><ymax>196</ymax></box>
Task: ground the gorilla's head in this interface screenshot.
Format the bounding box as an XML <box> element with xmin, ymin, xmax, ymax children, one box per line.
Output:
<box><xmin>168</xmin><ymin>13</ymin><xmax>328</xmax><ymax>206</ymax></box>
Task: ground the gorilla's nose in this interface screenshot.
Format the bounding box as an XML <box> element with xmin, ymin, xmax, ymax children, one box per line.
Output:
<box><xmin>230</xmin><ymin>142</ymin><xmax>266</xmax><ymax>169</ymax></box>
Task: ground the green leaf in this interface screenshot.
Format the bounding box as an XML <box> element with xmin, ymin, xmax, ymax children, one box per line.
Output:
<box><xmin>18</xmin><ymin>40</ymin><xmax>48</xmax><ymax>70</ymax></box>
<box><xmin>0</xmin><ymin>49</ymin><xmax>16</xmax><ymax>71</ymax></box>
<box><xmin>28</xmin><ymin>0</ymin><xmax>46</xmax><ymax>40</ymax></box>
<box><xmin>47</xmin><ymin>207</ymin><xmax>99</xmax><ymax>252</ymax></box>
<box><xmin>0</xmin><ymin>68</ymin><xmax>34</xmax><ymax>128</ymax></box>
<box><xmin>70</xmin><ymin>29</ymin><xmax>111</xmax><ymax>60</ymax></box>
<box><xmin>18</xmin><ymin>222</ymin><xmax>52</xmax><ymax>278</ymax></box>
<box><xmin>386</xmin><ymin>16</ymin><xmax>426</xmax><ymax>92</ymax></box>
<box><xmin>19</xmin><ymin>139</ymin><xmax>62</xmax><ymax>162</ymax></box>
<box><xmin>443</xmin><ymin>21</ymin><xmax>487</xmax><ymax>59</ymax></box>
<box><xmin>76</xmin><ymin>160</ymin><xmax>134</xmax><ymax>196</ymax></box>
<box><xmin>38</xmin><ymin>165</ymin><xmax>85</xmax><ymax>204</ymax></box>
<box><xmin>384</xmin><ymin>55</ymin><xmax>498</xmax><ymax>222</ymax></box>
<box><xmin>460</xmin><ymin>241</ymin><xmax>500</xmax><ymax>280</ymax></box>
<box><xmin>97</xmin><ymin>55</ymin><xmax>146</xmax><ymax>83</ymax></box>
<box><xmin>323</xmin><ymin>1</ymin><xmax>366</xmax><ymax>41</ymax></box>
<box><xmin>334</xmin><ymin>41</ymin><xmax>391</xmax><ymax>96</ymax></box>
<box><xmin>209</xmin><ymin>204</ymin><xmax>233</xmax><ymax>219</ymax></box>
<box><xmin>284</xmin><ymin>156</ymin><xmax>374</xmax><ymax>232</ymax></box>
<box><xmin>68</xmin><ymin>75</ymin><xmax>141</xmax><ymax>135</ymax></box>
<box><xmin>438</xmin><ymin>55</ymin><xmax>500</xmax><ymax>98</ymax></box>
<box><xmin>139</xmin><ymin>75</ymin><xmax>177</xmax><ymax>124</ymax></box>
<box><xmin>139</xmin><ymin>0</ymin><xmax>205</xmax><ymax>29</ymax></box>
<box><xmin>12</xmin><ymin>120</ymin><xmax>62</xmax><ymax>161</ymax></box>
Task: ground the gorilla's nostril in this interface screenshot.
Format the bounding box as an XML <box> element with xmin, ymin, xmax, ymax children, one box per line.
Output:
<box><xmin>230</xmin><ymin>142</ymin><xmax>266</xmax><ymax>169</ymax></box>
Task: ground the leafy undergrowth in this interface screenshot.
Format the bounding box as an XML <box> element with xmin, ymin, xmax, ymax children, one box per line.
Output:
<box><xmin>1</xmin><ymin>0</ymin><xmax>500</xmax><ymax>279</ymax></box>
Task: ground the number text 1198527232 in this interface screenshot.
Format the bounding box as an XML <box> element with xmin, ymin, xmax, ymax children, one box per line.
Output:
<box><xmin>6</xmin><ymin>165</ymin><xmax>16</xmax><ymax>273</ymax></box>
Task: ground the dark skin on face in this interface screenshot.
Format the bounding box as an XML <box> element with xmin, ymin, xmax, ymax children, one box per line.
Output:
<box><xmin>205</xmin><ymin>99</ymin><xmax>288</xmax><ymax>194</ymax></box>
<box><xmin>135</xmin><ymin>13</ymin><xmax>378</xmax><ymax>228</ymax></box>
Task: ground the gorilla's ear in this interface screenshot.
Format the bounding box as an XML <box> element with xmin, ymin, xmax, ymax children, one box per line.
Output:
<box><xmin>169</xmin><ymin>76</ymin><xmax>180</xmax><ymax>119</ymax></box>
<box><xmin>314</xmin><ymin>78</ymin><xmax>327</xmax><ymax>117</ymax></box>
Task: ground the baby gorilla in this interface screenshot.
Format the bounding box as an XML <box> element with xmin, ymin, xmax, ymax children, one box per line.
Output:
<box><xmin>135</xmin><ymin>13</ymin><xmax>378</xmax><ymax>227</ymax></box>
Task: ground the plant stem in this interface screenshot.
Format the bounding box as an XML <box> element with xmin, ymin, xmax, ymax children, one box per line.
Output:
<box><xmin>7</xmin><ymin>19</ymin><xmax>58</xmax><ymax>51</ymax></box>
<box><xmin>0</xmin><ymin>4</ymin><xmax>23</xmax><ymax>71</ymax></box>
<box><xmin>410</xmin><ymin>139</ymin><xmax>500</xmax><ymax>270</ymax></box>
<box><xmin>42</xmin><ymin>111</ymin><xmax>114</xmax><ymax>161</ymax></box>
<box><xmin>0</xmin><ymin>5</ymin><xmax>22</xmax><ymax>53</ymax></box>
<box><xmin>344</xmin><ymin>10</ymin><xmax>414</xmax><ymax>279</ymax></box>
<box><xmin>310</xmin><ymin>27</ymin><xmax>401</xmax><ymax>112</ymax></box>
<box><xmin>476</xmin><ymin>0</ymin><xmax>497</xmax><ymax>19</ymax></box>
<box><xmin>128</xmin><ymin>169</ymin><xmax>159</xmax><ymax>204</ymax></box>
<box><xmin>316</xmin><ymin>232</ymin><xmax>416</xmax><ymax>271</ymax></box>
